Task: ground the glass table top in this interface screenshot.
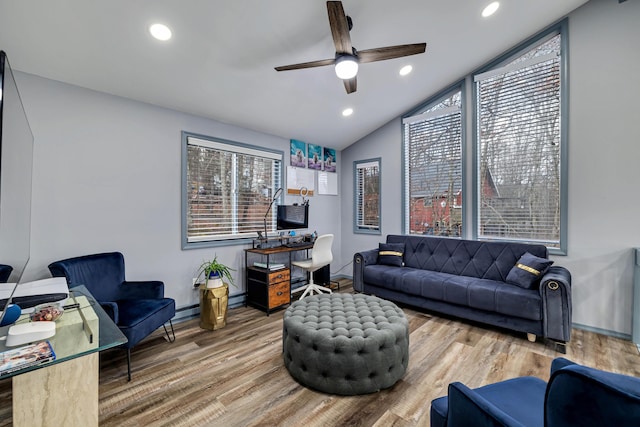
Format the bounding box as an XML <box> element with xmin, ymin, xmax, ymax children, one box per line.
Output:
<box><xmin>0</xmin><ymin>285</ymin><xmax>127</xmax><ymax>379</ymax></box>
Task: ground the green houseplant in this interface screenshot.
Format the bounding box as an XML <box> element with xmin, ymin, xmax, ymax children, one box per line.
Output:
<box><xmin>196</xmin><ymin>255</ymin><xmax>235</xmax><ymax>289</ymax></box>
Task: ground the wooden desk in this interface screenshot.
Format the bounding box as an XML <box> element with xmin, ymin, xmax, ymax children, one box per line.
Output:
<box><xmin>244</xmin><ymin>243</ymin><xmax>313</xmax><ymax>315</ymax></box>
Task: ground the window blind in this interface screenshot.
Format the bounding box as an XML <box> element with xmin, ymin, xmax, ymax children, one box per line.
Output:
<box><xmin>355</xmin><ymin>160</ymin><xmax>380</xmax><ymax>231</ymax></box>
<box><xmin>475</xmin><ymin>34</ymin><xmax>561</xmax><ymax>246</ymax></box>
<box><xmin>186</xmin><ymin>136</ymin><xmax>282</xmax><ymax>242</ymax></box>
<box><xmin>403</xmin><ymin>92</ymin><xmax>462</xmax><ymax>236</ymax></box>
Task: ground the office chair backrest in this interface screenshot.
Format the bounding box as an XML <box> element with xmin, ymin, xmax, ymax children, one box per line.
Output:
<box><xmin>311</xmin><ymin>234</ymin><xmax>333</xmax><ymax>268</ymax></box>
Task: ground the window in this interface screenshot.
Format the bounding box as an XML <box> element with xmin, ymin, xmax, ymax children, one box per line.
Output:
<box><xmin>182</xmin><ymin>132</ymin><xmax>283</xmax><ymax>248</ymax></box>
<box><xmin>403</xmin><ymin>90</ymin><xmax>463</xmax><ymax>237</ymax></box>
<box><xmin>475</xmin><ymin>31</ymin><xmax>564</xmax><ymax>250</ymax></box>
<box><xmin>401</xmin><ymin>22</ymin><xmax>566</xmax><ymax>252</ymax></box>
<box><xmin>354</xmin><ymin>158</ymin><xmax>381</xmax><ymax>234</ymax></box>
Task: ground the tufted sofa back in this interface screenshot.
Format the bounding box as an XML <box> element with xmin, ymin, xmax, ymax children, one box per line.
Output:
<box><xmin>386</xmin><ymin>235</ymin><xmax>548</xmax><ymax>282</ymax></box>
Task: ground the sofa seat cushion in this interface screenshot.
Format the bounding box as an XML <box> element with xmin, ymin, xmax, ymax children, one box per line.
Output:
<box><xmin>363</xmin><ymin>266</ymin><xmax>542</xmax><ymax>321</ymax></box>
<box><xmin>442</xmin><ymin>275</ymin><xmax>542</xmax><ymax>321</ymax></box>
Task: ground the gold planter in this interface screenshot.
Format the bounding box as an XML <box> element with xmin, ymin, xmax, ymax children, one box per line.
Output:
<box><xmin>199</xmin><ymin>283</ymin><xmax>229</xmax><ymax>330</ymax></box>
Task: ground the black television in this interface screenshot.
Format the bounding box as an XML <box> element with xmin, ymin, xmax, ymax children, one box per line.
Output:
<box><xmin>0</xmin><ymin>51</ymin><xmax>34</xmax><ymax>285</ymax></box>
<box><xmin>276</xmin><ymin>204</ymin><xmax>309</xmax><ymax>230</ymax></box>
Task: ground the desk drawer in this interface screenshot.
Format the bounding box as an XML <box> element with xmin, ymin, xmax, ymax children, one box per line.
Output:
<box><xmin>267</xmin><ymin>269</ymin><xmax>290</xmax><ymax>285</ymax></box>
<box><xmin>269</xmin><ymin>281</ymin><xmax>290</xmax><ymax>307</ymax></box>
<box><xmin>247</xmin><ymin>267</ymin><xmax>290</xmax><ymax>285</ymax></box>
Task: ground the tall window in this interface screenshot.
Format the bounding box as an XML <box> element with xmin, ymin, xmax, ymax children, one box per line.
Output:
<box><xmin>182</xmin><ymin>132</ymin><xmax>282</xmax><ymax>247</ymax></box>
<box><xmin>354</xmin><ymin>158</ymin><xmax>381</xmax><ymax>234</ymax></box>
<box><xmin>475</xmin><ymin>32</ymin><xmax>563</xmax><ymax>249</ymax></box>
<box><xmin>403</xmin><ymin>90</ymin><xmax>463</xmax><ymax>237</ymax></box>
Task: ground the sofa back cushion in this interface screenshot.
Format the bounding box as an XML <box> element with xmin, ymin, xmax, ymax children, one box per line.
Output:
<box><xmin>386</xmin><ymin>235</ymin><xmax>548</xmax><ymax>282</ymax></box>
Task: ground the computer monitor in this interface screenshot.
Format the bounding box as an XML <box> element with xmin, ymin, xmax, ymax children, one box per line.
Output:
<box><xmin>276</xmin><ymin>204</ymin><xmax>309</xmax><ymax>230</ymax></box>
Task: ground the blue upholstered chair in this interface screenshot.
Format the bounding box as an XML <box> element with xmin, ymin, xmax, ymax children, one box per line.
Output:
<box><xmin>0</xmin><ymin>264</ymin><xmax>13</xmax><ymax>283</ymax></box>
<box><xmin>48</xmin><ymin>252</ymin><xmax>175</xmax><ymax>381</ymax></box>
<box><xmin>430</xmin><ymin>357</ymin><xmax>640</xmax><ymax>426</ymax></box>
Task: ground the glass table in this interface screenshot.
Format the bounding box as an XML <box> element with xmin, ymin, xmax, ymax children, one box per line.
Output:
<box><xmin>0</xmin><ymin>285</ymin><xmax>126</xmax><ymax>426</ymax></box>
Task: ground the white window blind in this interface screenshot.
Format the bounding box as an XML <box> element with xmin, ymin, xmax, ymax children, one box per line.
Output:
<box><xmin>403</xmin><ymin>92</ymin><xmax>462</xmax><ymax>237</ymax></box>
<box><xmin>185</xmin><ymin>136</ymin><xmax>282</xmax><ymax>243</ymax></box>
<box><xmin>475</xmin><ymin>34</ymin><xmax>562</xmax><ymax>247</ymax></box>
<box><xmin>354</xmin><ymin>159</ymin><xmax>380</xmax><ymax>233</ymax></box>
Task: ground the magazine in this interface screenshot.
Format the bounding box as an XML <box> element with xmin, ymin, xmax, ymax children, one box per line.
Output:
<box><xmin>0</xmin><ymin>340</ymin><xmax>56</xmax><ymax>375</ymax></box>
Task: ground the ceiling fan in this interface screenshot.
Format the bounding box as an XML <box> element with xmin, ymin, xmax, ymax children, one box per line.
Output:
<box><xmin>275</xmin><ymin>1</ymin><xmax>427</xmax><ymax>94</ymax></box>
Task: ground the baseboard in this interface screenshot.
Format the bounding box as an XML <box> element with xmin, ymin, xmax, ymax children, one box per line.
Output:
<box><xmin>572</xmin><ymin>322</ymin><xmax>631</xmax><ymax>341</ymax></box>
<box><xmin>174</xmin><ymin>276</ymin><xmax>347</xmax><ymax>323</ymax></box>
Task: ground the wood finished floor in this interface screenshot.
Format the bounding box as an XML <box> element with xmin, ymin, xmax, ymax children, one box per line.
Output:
<box><xmin>1</xmin><ymin>279</ymin><xmax>639</xmax><ymax>426</ymax></box>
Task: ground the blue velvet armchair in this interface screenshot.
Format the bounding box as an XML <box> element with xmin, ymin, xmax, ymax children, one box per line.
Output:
<box><xmin>0</xmin><ymin>264</ymin><xmax>12</xmax><ymax>283</ymax></box>
<box><xmin>48</xmin><ymin>252</ymin><xmax>175</xmax><ymax>381</ymax></box>
<box><xmin>431</xmin><ymin>357</ymin><xmax>640</xmax><ymax>426</ymax></box>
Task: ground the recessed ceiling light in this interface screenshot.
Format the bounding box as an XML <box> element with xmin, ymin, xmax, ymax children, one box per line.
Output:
<box><xmin>482</xmin><ymin>2</ymin><xmax>500</xmax><ymax>18</ymax></box>
<box><xmin>342</xmin><ymin>108</ymin><xmax>354</xmax><ymax>117</ymax></box>
<box><xmin>149</xmin><ymin>23</ymin><xmax>172</xmax><ymax>41</ymax></box>
<box><xmin>399</xmin><ymin>65</ymin><xmax>413</xmax><ymax>76</ymax></box>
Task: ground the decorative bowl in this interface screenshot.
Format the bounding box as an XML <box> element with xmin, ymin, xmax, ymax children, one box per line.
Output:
<box><xmin>30</xmin><ymin>302</ymin><xmax>64</xmax><ymax>322</ymax></box>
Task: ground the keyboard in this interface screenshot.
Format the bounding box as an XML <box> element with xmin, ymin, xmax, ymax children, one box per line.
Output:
<box><xmin>284</xmin><ymin>241</ymin><xmax>311</xmax><ymax>248</ymax></box>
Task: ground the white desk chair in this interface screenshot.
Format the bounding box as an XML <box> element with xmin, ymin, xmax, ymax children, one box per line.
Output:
<box><xmin>292</xmin><ymin>234</ymin><xmax>334</xmax><ymax>299</ymax></box>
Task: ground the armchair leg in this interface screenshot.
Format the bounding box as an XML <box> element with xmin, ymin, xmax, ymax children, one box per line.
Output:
<box><xmin>126</xmin><ymin>348</ymin><xmax>132</xmax><ymax>382</ymax></box>
<box><xmin>163</xmin><ymin>320</ymin><xmax>176</xmax><ymax>343</ymax></box>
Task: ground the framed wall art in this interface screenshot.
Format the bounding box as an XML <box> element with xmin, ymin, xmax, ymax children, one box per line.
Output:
<box><xmin>323</xmin><ymin>147</ymin><xmax>336</xmax><ymax>172</ymax></box>
<box><xmin>290</xmin><ymin>139</ymin><xmax>307</xmax><ymax>167</ymax></box>
<box><xmin>307</xmin><ymin>144</ymin><xmax>323</xmax><ymax>170</ymax></box>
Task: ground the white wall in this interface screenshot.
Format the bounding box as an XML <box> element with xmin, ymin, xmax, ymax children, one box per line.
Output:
<box><xmin>339</xmin><ymin>0</ymin><xmax>640</xmax><ymax>337</ymax></box>
<box><xmin>17</xmin><ymin>74</ymin><xmax>342</xmax><ymax>310</ymax></box>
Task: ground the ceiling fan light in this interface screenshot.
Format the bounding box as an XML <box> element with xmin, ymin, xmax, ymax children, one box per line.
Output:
<box><xmin>335</xmin><ymin>56</ymin><xmax>359</xmax><ymax>80</ymax></box>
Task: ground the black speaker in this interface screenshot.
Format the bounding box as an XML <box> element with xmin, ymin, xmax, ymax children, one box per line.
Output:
<box><xmin>310</xmin><ymin>265</ymin><xmax>330</xmax><ymax>285</ymax></box>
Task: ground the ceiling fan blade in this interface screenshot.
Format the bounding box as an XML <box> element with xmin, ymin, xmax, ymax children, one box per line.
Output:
<box><xmin>343</xmin><ymin>77</ymin><xmax>357</xmax><ymax>94</ymax></box>
<box><xmin>327</xmin><ymin>1</ymin><xmax>352</xmax><ymax>54</ymax></box>
<box><xmin>274</xmin><ymin>58</ymin><xmax>336</xmax><ymax>71</ymax></box>
<box><xmin>357</xmin><ymin>43</ymin><xmax>427</xmax><ymax>63</ymax></box>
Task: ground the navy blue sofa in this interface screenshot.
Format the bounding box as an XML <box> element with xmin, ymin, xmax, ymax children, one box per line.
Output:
<box><xmin>430</xmin><ymin>357</ymin><xmax>640</xmax><ymax>426</ymax></box>
<box><xmin>353</xmin><ymin>235</ymin><xmax>571</xmax><ymax>348</ymax></box>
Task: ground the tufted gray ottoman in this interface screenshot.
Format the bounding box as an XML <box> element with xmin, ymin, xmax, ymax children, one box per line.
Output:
<box><xmin>282</xmin><ymin>293</ymin><xmax>409</xmax><ymax>395</ymax></box>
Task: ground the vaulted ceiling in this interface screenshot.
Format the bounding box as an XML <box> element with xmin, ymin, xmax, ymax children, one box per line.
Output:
<box><xmin>0</xmin><ymin>0</ymin><xmax>589</xmax><ymax>150</ymax></box>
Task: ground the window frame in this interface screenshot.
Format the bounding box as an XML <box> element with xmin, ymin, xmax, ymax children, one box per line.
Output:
<box><xmin>353</xmin><ymin>157</ymin><xmax>382</xmax><ymax>235</ymax></box>
<box><xmin>472</xmin><ymin>21</ymin><xmax>568</xmax><ymax>255</ymax></box>
<box><xmin>181</xmin><ymin>131</ymin><xmax>283</xmax><ymax>249</ymax></box>
<box><xmin>400</xmin><ymin>20</ymin><xmax>567</xmax><ymax>254</ymax></box>
<box><xmin>401</xmin><ymin>83</ymin><xmax>466</xmax><ymax>238</ymax></box>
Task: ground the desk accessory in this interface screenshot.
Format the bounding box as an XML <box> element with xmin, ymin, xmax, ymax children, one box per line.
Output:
<box><xmin>0</xmin><ymin>340</ymin><xmax>56</xmax><ymax>375</ymax></box>
<box><xmin>5</xmin><ymin>321</ymin><xmax>56</xmax><ymax>347</ymax></box>
<box><xmin>262</xmin><ymin>187</ymin><xmax>283</xmax><ymax>247</ymax></box>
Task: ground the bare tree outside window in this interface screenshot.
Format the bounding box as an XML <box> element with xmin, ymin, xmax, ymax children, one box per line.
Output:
<box><xmin>476</xmin><ymin>34</ymin><xmax>562</xmax><ymax>247</ymax></box>
<box><xmin>403</xmin><ymin>91</ymin><xmax>462</xmax><ymax>237</ymax></box>
<box><xmin>184</xmin><ymin>135</ymin><xmax>282</xmax><ymax>245</ymax></box>
<box><xmin>354</xmin><ymin>158</ymin><xmax>381</xmax><ymax>234</ymax></box>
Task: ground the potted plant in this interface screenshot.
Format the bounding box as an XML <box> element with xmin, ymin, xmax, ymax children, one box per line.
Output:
<box><xmin>196</xmin><ymin>255</ymin><xmax>235</xmax><ymax>289</ymax></box>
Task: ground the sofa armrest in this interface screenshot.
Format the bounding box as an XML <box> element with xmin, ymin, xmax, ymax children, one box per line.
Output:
<box><xmin>353</xmin><ymin>249</ymin><xmax>379</xmax><ymax>293</ymax></box>
<box><xmin>539</xmin><ymin>266</ymin><xmax>572</xmax><ymax>343</ymax></box>
<box><xmin>446</xmin><ymin>382</ymin><xmax>525</xmax><ymax>427</ymax></box>
<box><xmin>119</xmin><ymin>280</ymin><xmax>165</xmax><ymax>299</ymax></box>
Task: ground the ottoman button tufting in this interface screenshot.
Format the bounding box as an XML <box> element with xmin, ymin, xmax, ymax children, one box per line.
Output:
<box><xmin>282</xmin><ymin>293</ymin><xmax>409</xmax><ymax>395</ymax></box>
